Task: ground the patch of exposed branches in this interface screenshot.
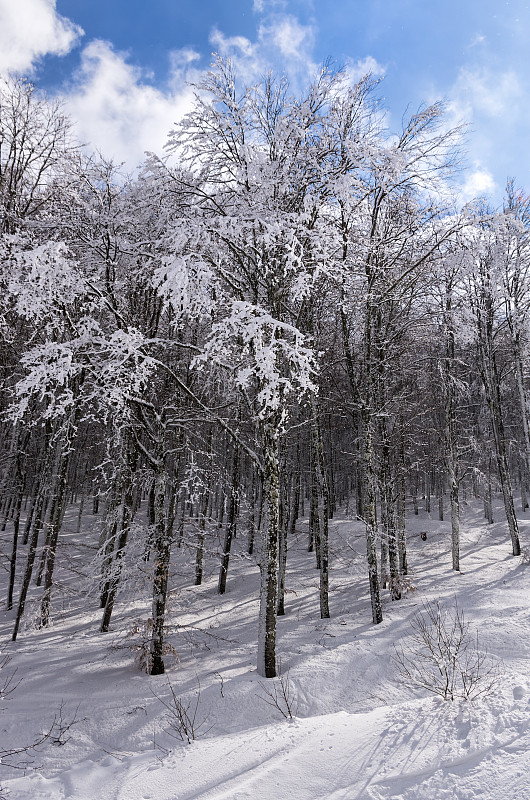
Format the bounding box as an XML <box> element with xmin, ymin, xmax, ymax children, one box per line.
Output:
<box><xmin>392</xmin><ymin>600</ymin><xmax>502</xmax><ymax>701</ymax></box>
<box><xmin>153</xmin><ymin>676</ymin><xmax>211</xmax><ymax>744</ymax></box>
<box><xmin>119</xmin><ymin>618</ymin><xmax>179</xmax><ymax>673</ymax></box>
<box><xmin>0</xmin><ymin>654</ymin><xmax>82</xmax><ymax>798</ymax></box>
<box><xmin>257</xmin><ymin>661</ymin><xmax>298</xmax><ymax>720</ymax></box>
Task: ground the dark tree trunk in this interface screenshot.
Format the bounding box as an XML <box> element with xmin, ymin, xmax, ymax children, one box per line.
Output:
<box><xmin>361</xmin><ymin>407</ymin><xmax>383</xmax><ymax>625</ymax></box>
<box><xmin>257</xmin><ymin>419</ymin><xmax>280</xmax><ymax>678</ymax></box>
<box><xmin>39</xmin><ymin>443</ymin><xmax>71</xmax><ymax>627</ymax></box>
<box><xmin>311</xmin><ymin>397</ymin><xmax>330</xmax><ymax>619</ymax></box>
<box><xmin>194</xmin><ymin>490</ymin><xmax>209</xmax><ymax>586</ymax></box>
<box><xmin>149</xmin><ymin>468</ymin><xmax>172</xmax><ymax>675</ymax></box>
<box><xmin>218</xmin><ymin>443</ymin><xmax>239</xmax><ymax>595</ymax></box>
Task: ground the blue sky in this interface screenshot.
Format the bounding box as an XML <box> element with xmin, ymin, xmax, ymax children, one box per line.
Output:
<box><xmin>1</xmin><ymin>0</ymin><xmax>530</xmax><ymax>202</ymax></box>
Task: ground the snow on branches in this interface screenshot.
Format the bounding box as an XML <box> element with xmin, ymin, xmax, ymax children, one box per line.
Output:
<box><xmin>197</xmin><ymin>300</ymin><xmax>316</xmax><ymax>420</ymax></box>
<box><xmin>6</xmin><ymin>239</ymin><xmax>84</xmax><ymax>326</ymax></box>
<box><xmin>8</xmin><ymin>322</ymin><xmax>157</xmax><ymax>424</ymax></box>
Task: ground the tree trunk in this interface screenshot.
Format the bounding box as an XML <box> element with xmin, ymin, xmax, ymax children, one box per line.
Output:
<box><xmin>396</xmin><ymin>414</ymin><xmax>408</xmax><ymax>576</ymax></box>
<box><xmin>7</xmin><ymin>488</ymin><xmax>24</xmax><ymax>611</ymax></box>
<box><xmin>257</xmin><ymin>419</ymin><xmax>279</xmax><ymax>678</ymax></box>
<box><xmin>474</xmin><ymin>263</ymin><xmax>521</xmax><ymax>555</ymax></box>
<box><xmin>194</xmin><ymin>490</ymin><xmax>209</xmax><ymax>586</ymax></box>
<box><xmin>311</xmin><ymin>401</ymin><xmax>331</xmax><ymax>619</ymax></box>
<box><xmin>100</xmin><ymin>483</ymin><xmax>136</xmax><ymax>631</ymax></box>
<box><xmin>361</xmin><ymin>408</ymin><xmax>383</xmax><ymax>624</ymax></box>
<box><xmin>484</xmin><ymin>356</ymin><xmax>521</xmax><ymax>554</ymax></box>
<box><xmin>149</xmin><ymin>467</ymin><xmax>172</xmax><ymax>676</ymax></box>
<box><xmin>378</xmin><ymin>416</ymin><xmax>400</xmax><ymax>600</ymax></box>
<box><xmin>276</xmin><ymin>476</ymin><xmax>289</xmax><ymax>616</ymax></box>
<box><xmin>248</xmin><ymin>472</ymin><xmax>263</xmax><ymax>557</ymax></box>
<box><xmin>443</xmin><ymin>284</ymin><xmax>461</xmax><ymax>572</ymax></box>
<box><xmin>218</xmin><ymin>443</ymin><xmax>239</xmax><ymax>595</ymax></box>
<box><xmin>309</xmin><ymin>472</ymin><xmax>319</xmax><ymax>561</ymax></box>
<box><xmin>12</xmin><ymin>422</ymin><xmax>54</xmax><ymax>641</ymax></box>
<box><xmin>100</xmin><ymin>434</ymin><xmax>138</xmax><ymax>628</ymax></box>
<box><xmin>39</xmin><ymin>442</ymin><xmax>72</xmax><ymax>628</ymax></box>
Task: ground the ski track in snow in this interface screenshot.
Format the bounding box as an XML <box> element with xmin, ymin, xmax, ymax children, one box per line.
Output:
<box><xmin>1</xmin><ymin>502</ymin><xmax>530</xmax><ymax>800</ymax></box>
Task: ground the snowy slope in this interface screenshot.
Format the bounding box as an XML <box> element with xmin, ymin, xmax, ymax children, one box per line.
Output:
<box><xmin>1</xmin><ymin>502</ymin><xmax>530</xmax><ymax>800</ymax></box>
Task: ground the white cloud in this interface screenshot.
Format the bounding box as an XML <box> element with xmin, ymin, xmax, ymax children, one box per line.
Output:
<box><xmin>0</xmin><ymin>0</ymin><xmax>82</xmax><ymax>76</ymax></box>
<box><xmin>260</xmin><ymin>15</ymin><xmax>315</xmax><ymax>60</ymax></box>
<box><xmin>469</xmin><ymin>33</ymin><xmax>486</xmax><ymax>48</ymax></box>
<box><xmin>9</xmin><ymin>5</ymin><xmax>380</xmax><ymax>175</ymax></box>
<box><xmin>207</xmin><ymin>13</ymin><xmax>319</xmax><ymax>92</ymax></box>
<box><xmin>167</xmin><ymin>47</ymin><xmax>202</xmax><ymax>91</ymax></box>
<box><xmin>64</xmin><ymin>41</ymin><xmax>196</xmax><ymax>168</ymax></box>
<box><xmin>458</xmin><ymin>167</ymin><xmax>496</xmax><ymax>203</ymax></box>
<box><xmin>169</xmin><ymin>47</ymin><xmax>201</xmax><ymax>73</ymax></box>
<box><xmin>210</xmin><ymin>29</ymin><xmax>256</xmax><ymax>58</ymax></box>
<box><xmin>345</xmin><ymin>56</ymin><xmax>386</xmax><ymax>83</ymax></box>
<box><xmin>450</xmin><ymin>67</ymin><xmax>522</xmax><ymax>119</ymax></box>
<box><xmin>440</xmin><ymin>63</ymin><xmax>528</xmax><ymax>201</ymax></box>
<box><xmin>37</xmin><ymin>8</ymin><xmax>322</xmax><ymax>171</ymax></box>
<box><xmin>253</xmin><ymin>0</ymin><xmax>287</xmax><ymax>13</ymax></box>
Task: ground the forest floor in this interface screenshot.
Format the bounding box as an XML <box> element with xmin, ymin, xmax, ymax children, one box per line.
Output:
<box><xmin>1</xmin><ymin>497</ymin><xmax>529</xmax><ymax>800</ymax></box>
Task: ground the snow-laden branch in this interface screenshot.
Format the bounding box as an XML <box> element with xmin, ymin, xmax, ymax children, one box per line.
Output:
<box><xmin>196</xmin><ymin>300</ymin><xmax>317</xmax><ymax>420</ymax></box>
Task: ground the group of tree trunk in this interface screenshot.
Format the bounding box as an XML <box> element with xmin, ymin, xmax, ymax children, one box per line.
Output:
<box><xmin>0</xmin><ymin>63</ymin><xmax>528</xmax><ymax>677</ymax></box>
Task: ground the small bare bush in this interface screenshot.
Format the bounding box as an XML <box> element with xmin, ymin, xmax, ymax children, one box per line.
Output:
<box><xmin>257</xmin><ymin>661</ymin><xmax>297</xmax><ymax>720</ymax></box>
<box><xmin>0</xmin><ymin>653</ymin><xmax>19</xmax><ymax>706</ymax></box>
<box><xmin>154</xmin><ymin>676</ymin><xmax>210</xmax><ymax>744</ymax></box>
<box><xmin>394</xmin><ymin>574</ymin><xmax>417</xmax><ymax>597</ymax></box>
<box><xmin>48</xmin><ymin>701</ymin><xmax>82</xmax><ymax>746</ymax></box>
<box><xmin>392</xmin><ymin>600</ymin><xmax>502</xmax><ymax>701</ymax></box>
<box><xmin>121</xmin><ymin>618</ymin><xmax>178</xmax><ymax>673</ymax></box>
<box><xmin>0</xmin><ymin>656</ymin><xmax>79</xmax><ymax>799</ymax></box>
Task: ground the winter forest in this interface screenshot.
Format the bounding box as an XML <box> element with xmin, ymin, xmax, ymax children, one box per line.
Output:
<box><xmin>2</xmin><ymin>57</ymin><xmax>530</xmax><ymax>799</ymax></box>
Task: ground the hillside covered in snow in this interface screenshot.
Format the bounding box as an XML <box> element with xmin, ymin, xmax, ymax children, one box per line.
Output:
<box><xmin>2</xmin><ymin>500</ymin><xmax>529</xmax><ymax>800</ymax></box>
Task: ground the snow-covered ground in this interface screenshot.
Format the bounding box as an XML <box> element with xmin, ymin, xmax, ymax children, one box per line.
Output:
<box><xmin>1</xmin><ymin>500</ymin><xmax>529</xmax><ymax>800</ymax></box>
